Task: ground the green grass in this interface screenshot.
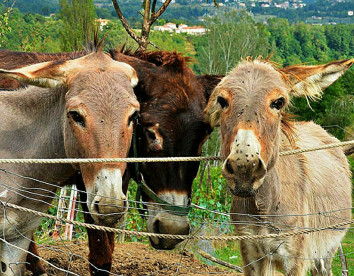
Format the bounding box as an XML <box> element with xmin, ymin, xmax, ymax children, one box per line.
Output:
<box><xmin>332</xmin><ymin>228</ymin><xmax>354</xmax><ymax>275</ymax></box>
<box><xmin>207</xmin><ymin>230</ymin><xmax>354</xmax><ymax>274</ymax></box>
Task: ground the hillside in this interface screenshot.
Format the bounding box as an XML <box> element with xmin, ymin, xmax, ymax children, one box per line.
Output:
<box><xmin>3</xmin><ymin>0</ymin><xmax>354</xmax><ymax>24</ymax></box>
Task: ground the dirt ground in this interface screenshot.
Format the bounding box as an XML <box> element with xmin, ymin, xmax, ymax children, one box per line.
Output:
<box><xmin>25</xmin><ymin>241</ymin><xmax>241</xmax><ymax>276</ymax></box>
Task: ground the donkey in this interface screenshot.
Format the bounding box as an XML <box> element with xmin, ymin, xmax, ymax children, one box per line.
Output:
<box><xmin>0</xmin><ymin>49</ymin><xmax>222</xmax><ymax>275</ymax></box>
<box><xmin>0</xmin><ymin>50</ymin><xmax>139</xmax><ymax>275</ymax></box>
<box><xmin>204</xmin><ymin>58</ymin><xmax>353</xmax><ymax>275</ymax></box>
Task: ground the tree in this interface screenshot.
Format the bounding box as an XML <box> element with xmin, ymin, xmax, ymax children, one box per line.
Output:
<box><xmin>195</xmin><ymin>10</ymin><xmax>270</xmax><ymax>75</ymax></box>
<box><xmin>59</xmin><ymin>0</ymin><xmax>96</xmax><ymax>51</ymax></box>
<box><xmin>111</xmin><ymin>0</ymin><xmax>218</xmax><ymax>51</ymax></box>
<box><xmin>0</xmin><ymin>0</ymin><xmax>16</xmax><ymax>47</ymax></box>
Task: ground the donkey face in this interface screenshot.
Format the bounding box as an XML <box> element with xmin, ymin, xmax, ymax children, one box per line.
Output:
<box><xmin>0</xmin><ymin>52</ymin><xmax>139</xmax><ymax>225</ymax></box>
<box><xmin>204</xmin><ymin>58</ymin><xmax>353</xmax><ymax>197</ymax></box>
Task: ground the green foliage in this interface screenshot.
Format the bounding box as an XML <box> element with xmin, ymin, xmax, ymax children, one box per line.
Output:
<box><xmin>194</xmin><ymin>10</ymin><xmax>270</xmax><ymax>75</ymax></box>
<box><xmin>1</xmin><ymin>8</ymin><xmax>62</xmax><ymax>52</ymax></box>
<box><xmin>190</xmin><ymin>166</ymin><xmax>231</xmax><ymax>231</ymax></box>
<box><xmin>59</xmin><ymin>0</ymin><xmax>96</xmax><ymax>51</ymax></box>
<box><xmin>125</xmin><ymin>180</ymin><xmax>148</xmax><ymax>243</ymax></box>
<box><xmin>0</xmin><ymin>1</ymin><xmax>14</xmax><ymax>47</ymax></box>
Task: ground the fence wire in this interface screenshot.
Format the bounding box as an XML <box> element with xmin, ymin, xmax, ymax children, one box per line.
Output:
<box><xmin>0</xmin><ymin>140</ymin><xmax>352</xmax><ymax>275</ymax></box>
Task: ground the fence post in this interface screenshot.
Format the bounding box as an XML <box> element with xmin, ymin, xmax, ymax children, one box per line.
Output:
<box><xmin>64</xmin><ymin>185</ymin><xmax>77</xmax><ymax>240</ymax></box>
<box><xmin>338</xmin><ymin>243</ymin><xmax>348</xmax><ymax>276</ymax></box>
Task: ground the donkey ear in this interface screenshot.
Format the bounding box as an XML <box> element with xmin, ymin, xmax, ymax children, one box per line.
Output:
<box><xmin>283</xmin><ymin>59</ymin><xmax>353</xmax><ymax>99</ymax></box>
<box><xmin>111</xmin><ymin>61</ymin><xmax>138</xmax><ymax>88</ymax></box>
<box><xmin>0</xmin><ymin>60</ymin><xmax>69</xmax><ymax>88</ymax></box>
<box><xmin>204</xmin><ymin>87</ymin><xmax>223</xmax><ymax>128</ymax></box>
<box><xmin>197</xmin><ymin>74</ymin><xmax>224</xmax><ymax>101</ymax></box>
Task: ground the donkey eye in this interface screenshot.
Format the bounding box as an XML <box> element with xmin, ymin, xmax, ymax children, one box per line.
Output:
<box><xmin>217</xmin><ymin>96</ymin><xmax>229</xmax><ymax>109</ymax></box>
<box><xmin>270</xmin><ymin>97</ymin><xmax>286</xmax><ymax>110</ymax></box>
<box><xmin>68</xmin><ymin>111</ymin><xmax>85</xmax><ymax>127</ymax></box>
<box><xmin>128</xmin><ymin>111</ymin><xmax>139</xmax><ymax>126</ymax></box>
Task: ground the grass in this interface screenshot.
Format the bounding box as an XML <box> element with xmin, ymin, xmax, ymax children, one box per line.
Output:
<box><xmin>202</xmin><ymin>230</ymin><xmax>354</xmax><ymax>274</ymax></box>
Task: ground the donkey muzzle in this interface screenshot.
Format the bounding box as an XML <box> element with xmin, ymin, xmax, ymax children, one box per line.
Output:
<box><xmin>223</xmin><ymin>129</ymin><xmax>267</xmax><ymax>192</ymax></box>
<box><xmin>88</xmin><ymin>168</ymin><xmax>128</xmax><ymax>225</ymax></box>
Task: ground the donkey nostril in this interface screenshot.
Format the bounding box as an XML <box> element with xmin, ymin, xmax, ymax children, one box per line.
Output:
<box><xmin>94</xmin><ymin>200</ymin><xmax>100</xmax><ymax>214</ymax></box>
<box><xmin>153</xmin><ymin>219</ymin><xmax>161</xmax><ymax>234</ymax></box>
<box><xmin>1</xmin><ymin>261</ymin><xmax>6</xmax><ymax>273</ymax></box>
<box><xmin>225</xmin><ymin>159</ymin><xmax>234</xmax><ymax>174</ymax></box>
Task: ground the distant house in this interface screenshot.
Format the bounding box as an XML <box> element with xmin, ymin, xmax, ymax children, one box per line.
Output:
<box><xmin>95</xmin><ymin>18</ymin><xmax>110</xmax><ymax>31</ymax></box>
<box><xmin>154</xmin><ymin>23</ymin><xmax>206</xmax><ymax>35</ymax></box>
<box><xmin>179</xmin><ymin>25</ymin><xmax>207</xmax><ymax>35</ymax></box>
<box><xmin>279</xmin><ymin>1</ymin><xmax>290</xmax><ymax>9</ymax></box>
<box><xmin>153</xmin><ymin>23</ymin><xmax>177</xmax><ymax>32</ymax></box>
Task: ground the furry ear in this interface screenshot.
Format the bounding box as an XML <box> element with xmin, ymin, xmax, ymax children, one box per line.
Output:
<box><xmin>0</xmin><ymin>60</ymin><xmax>68</xmax><ymax>88</ymax></box>
<box><xmin>197</xmin><ymin>74</ymin><xmax>224</xmax><ymax>102</ymax></box>
<box><xmin>204</xmin><ymin>87</ymin><xmax>222</xmax><ymax>128</ymax></box>
<box><xmin>282</xmin><ymin>59</ymin><xmax>353</xmax><ymax>100</ymax></box>
<box><xmin>0</xmin><ymin>53</ymin><xmax>139</xmax><ymax>89</ymax></box>
<box><xmin>111</xmin><ymin>61</ymin><xmax>138</xmax><ymax>88</ymax></box>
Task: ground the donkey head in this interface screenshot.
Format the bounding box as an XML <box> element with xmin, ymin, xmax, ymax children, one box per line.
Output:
<box><xmin>204</xmin><ymin>58</ymin><xmax>353</xmax><ymax>197</ymax></box>
<box><xmin>0</xmin><ymin>52</ymin><xmax>139</xmax><ymax>225</ymax></box>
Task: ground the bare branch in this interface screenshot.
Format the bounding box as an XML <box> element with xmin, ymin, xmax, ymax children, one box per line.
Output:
<box><xmin>150</xmin><ymin>0</ymin><xmax>173</xmax><ymax>25</ymax></box>
<box><xmin>143</xmin><ymin>0</ymin><xmax>151</xmax><ymax>26</ymax></box>
<box><xmin>149</xmin><ymin>40</ymin><xmax>160</xmax><ymax>49</ymax></box>
<box><xmin>112</xmin><ymin>0</ymin><xmax>140</xmax><ymax>44</ymax></box>
<box><xmin>199</xmin><ymin>250</ymin><xmax>243</xmax><ymax>272</ymax></box>
<box><xmin>151</xmin><ymin>0</ymin><xmax>157</xmax><ymax>15</ymax></box>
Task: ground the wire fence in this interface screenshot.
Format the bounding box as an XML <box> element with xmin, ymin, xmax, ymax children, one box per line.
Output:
<box><xmin>0</xmin><ymin>140</ymin><xmax>353</xmax><ymax>275</ymax></box>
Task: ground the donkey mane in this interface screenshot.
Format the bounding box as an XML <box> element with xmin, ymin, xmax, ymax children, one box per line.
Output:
<box><xmin>117</xmin><ymin>45</ymin><xmax>193</xmax><ymax>70</ymax></box>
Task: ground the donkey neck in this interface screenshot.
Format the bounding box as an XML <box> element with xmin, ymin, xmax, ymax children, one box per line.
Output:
<box><xmin>0</xmin><ymin>86</ymin><xmax>75</xmax><ymax>183</ymax></box>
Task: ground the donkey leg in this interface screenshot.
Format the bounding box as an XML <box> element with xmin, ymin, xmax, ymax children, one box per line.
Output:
<box><xmin>87</xmin><ymin>229</ymin><xmax>115</xmax><ymax>276</ymax></box>
<box><xmin>25</xmin><ymin>235</ymin><xmax>46</xmax><ymax>276</ymax></box>
<box><xmin>286</xmin><ymin>260</ymin><xmax>307</xmax><ymax>276</ymax></box>
<box><xmin>240</xmin><ymin>240</ymin><xmax>265</xmax><ymax>276</ymax></box>
<box><xmin>74</xmin><ymin>173</ymin><xmax>115</xmax><ymax>276</ymax></box>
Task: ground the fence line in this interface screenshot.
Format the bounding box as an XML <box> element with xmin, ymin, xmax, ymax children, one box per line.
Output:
<box><xmin>0</xmin><ymin>139</ymin><xmax>352</xmax><ymax>274</ymax></box>
<box><xmin>2</xmin><ymin>201</ymin><xmax>352</xmax><ymax>241</ymax></box>
<box><xmin>0</xmin><ymin>140</ymin><xmax>352</xmax><ymax>164</ymax></box>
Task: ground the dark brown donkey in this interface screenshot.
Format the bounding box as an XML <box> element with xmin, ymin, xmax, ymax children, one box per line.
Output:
<box><xmin>0</xmin><ymin>50</ymin><xmax>139</xmax><ymax>275</ymax></box>
<box><xmin>0</xmin><ymin>49</ymin><xmax>222</xmax><ymax>275</ymax></box>
<box><xmin>204</xmin><ymin>58</ymin><xmax>353</xmax><ymax>275</ymax></box>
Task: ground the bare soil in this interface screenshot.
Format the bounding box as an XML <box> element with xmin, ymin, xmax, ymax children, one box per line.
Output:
<box><xmin>25</xmin><ymin>241</ymin><xmax>240</xmax><ymax>276</ymax></box>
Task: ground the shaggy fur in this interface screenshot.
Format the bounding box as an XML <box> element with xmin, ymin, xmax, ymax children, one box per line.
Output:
<box><xmin>204</xmin><ymin>58</ymin><xmax>353</xmax><ymax>275</ymax></box>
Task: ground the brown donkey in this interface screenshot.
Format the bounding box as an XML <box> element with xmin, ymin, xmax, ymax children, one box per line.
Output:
<box><xmin>204</xmin><ymin>58</ymin><xmax>353</xmax><ymax>275</ymax></box>
<box><xmin>0</xmin><ymin>51</ymin><xmax>139</xmax><ymax>275</ymax></box>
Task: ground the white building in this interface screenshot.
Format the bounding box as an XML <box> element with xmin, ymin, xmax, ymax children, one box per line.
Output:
<box><xmin>95</xmin><ymin>18</ymin><xmax>110</xmax><ymax>31</ymax></box>
<box><xmin>154</xmin><ymin>23</ymin><xmax>206</xmax><ymax>35</ymax></box>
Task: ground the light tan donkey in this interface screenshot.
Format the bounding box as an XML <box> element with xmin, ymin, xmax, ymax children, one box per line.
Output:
<box><xmin>204</xmin><ymin>58</ymin><xmax>353</xmax><ymax>275</ymax></box>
